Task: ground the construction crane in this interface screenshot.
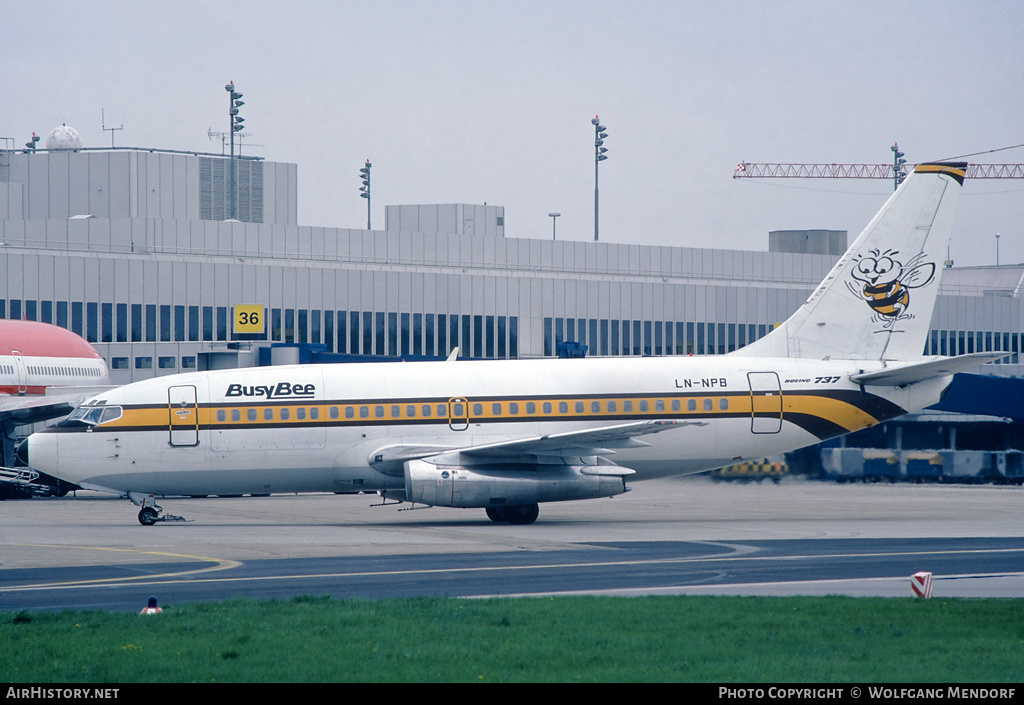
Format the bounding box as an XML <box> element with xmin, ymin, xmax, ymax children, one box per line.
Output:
<box><xmin>734</xmin><ymin>143</ymin><xmax>1024</xmax><ymax>190</ymax></box>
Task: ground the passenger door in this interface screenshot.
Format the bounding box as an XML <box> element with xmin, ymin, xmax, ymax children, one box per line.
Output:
<box><xmin>747</xmin><ymin>372</ymin><xmax>783</xmax><ymax>434</ymax></box>
<box><xmin>11</xmin><ymin>351</ymin><xmax>27</xmax><ymax>395</ymax></box>
<box><xmin>168</xmin><ymin>384</ymin><xmax>200</xmax><ymax>447</ymax></box>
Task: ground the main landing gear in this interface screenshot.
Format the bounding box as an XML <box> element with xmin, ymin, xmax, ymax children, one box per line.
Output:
<box><xmin>485</xmin><ymin>503</ymin><xmax>540</xmax><ymax>525</ymax></box>
<box><xmin>129</xmin><ymin>493</ymin><xmax>187</xmax><ymax>525</ymax></box>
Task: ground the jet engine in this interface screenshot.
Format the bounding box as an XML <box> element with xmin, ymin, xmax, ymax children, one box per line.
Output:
<box><xmin>403</xmin><ymin>458</ymin><xmax>629</xmax><ymax>509</ymax></box>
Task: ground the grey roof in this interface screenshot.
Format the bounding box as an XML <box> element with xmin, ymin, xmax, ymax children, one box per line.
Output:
<box><xmin>939</xmin><ymin>265</ymin><xmax>1024</xmax><ymax>297</ymax></box>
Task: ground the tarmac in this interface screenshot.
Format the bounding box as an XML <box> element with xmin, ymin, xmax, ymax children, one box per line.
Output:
<box><xmin>2</xmin><ymin>475</ymin><xmax>1022</xmax><ymax>599</ymax></box>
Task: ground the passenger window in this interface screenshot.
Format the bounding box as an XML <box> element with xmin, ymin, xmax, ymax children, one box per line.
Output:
<box><xmin>543</xmin><ymin>402</ymin><xmax>552</xmax><ymax>414</ymax></box>
<box><xmin>671</xmin><ymin>399</ymin><xmax>680</xmax><ymax>412</ymax></box>
<box><xmin>345</xmin><ymin>407</ymin><xmax>354</xmax><ymax>419</ymax></box>
<box><xmin>217</xmin><ymin>410</ymin><xmax>226</xmax><ymax>422</ymax></box>
<box><xmin>509</xmin><ymin>402</ymin><xmax>519</xmax><ymax>415</ymax></box>
<box><xmin>559</xmin><ymin>401</ymin><xmax>568</xmax><ymax>414</ymax></box>
<box><xmin>492</xmin><ymin>403</ymin><xmax>501</xmax><ymax>415</ymax></box>
<box><xmin>640</xmin><ymin>400</ymin><xmax>649</xmax><ymax>412</ymax></box>
<box><xmin>391</xmin><ymin>405</ymin><xmax>401</xmax><ymax>418</ymax></box>
<box><xmin>281</xmin><ymin>408</ymin><xmax>291</xmax><ymax>420</ymax></box>
<box><xmin>407</xmin><ymin>405</ymin><xmax>416</xmax><ymax>417</ymax></box>
<box><xmin>576</xmin><ymin>401</ymin><xmax>584</xmax><ymax>413</ymax></box>
<box><xmin>360</xmin><ymin>406</ymin><xmax>368</xmax><ymax>418</ymax></box>
<box><xmin>296</xmin><ymin>408</ymin><xmax>306</xmax><ymax>420</ymax></box>
<box><xmin>526</xmin><ymin>402</ymin><xmax>536</xmax><ymax>414</ymax></box>
<box><xmin>591</xmin><ymin>401</ymin><xmax>600</xmax><ymax>413</ymax></box>
<box><xmin>703</xmin><ymin>399</ymin><xmax>713</xmax><ymax>411</ymax></box>
<box><xmin>247</xmin><ymin>409</ymin><xmax>257</xmax><ymax>421</ymax></box>
<box><xmin>422</xmin><ymin>405</ymin><xmax>432</xmax><ymax>417</ymax></box>
<box><xmin>719</xmin><ymin>399</ymin><xmax>729</xmax><ymax>410</ymax></box>
<box><xmin>688</xmin><ymin>399</ymin><xmax>697</xmax><ymax>411</ymax></box>
<box><xmin>623</xmin><ymin>400</ymin><xmax>633</xmax><ymax>412</ymax></box>
<box><xmin>310</xmin><ymin>407</ymin><xmax>319</xmax><ymax>420</ymax></box>
<box><xmin>330</xmin><ymin>407</ymin><xmax>340</xmax><ymax>419</ymax></box>
<box><xmin>655</xmin><ymin>400</ymin><xmax>665</xmax><ymax>412</ymax></box>
<box><xmin>473</xmin><ymin>403</ymin><xmax>483</xmax><ymax>416</ymax></box>
<box><xmin>607</xmin><ymin>400</ymin><xmax>617</xmax><ymax>413</ymax></box>
<box><xmin>265</xmin><ymin>408</ymin><xmax>274</xmax><ymax>420</ymax></box>
<box><xmin>375</xmin><ymin>406</ymin><xmax>385</xmax><ymax>418</ymax></box>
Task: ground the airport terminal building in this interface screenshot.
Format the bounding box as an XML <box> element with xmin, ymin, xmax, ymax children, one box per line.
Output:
<box><xmin>3</xmin><ymin>139</ymin><xmax>1023</xmax><ymax>390</ymax></box>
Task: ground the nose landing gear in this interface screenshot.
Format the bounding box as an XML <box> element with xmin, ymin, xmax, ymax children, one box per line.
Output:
<box><xmin>138</xmin><ymin>506</ymin><xmax>164</xmax><ymax>526</ymax></box>
<box><xmin>129</xmin><ymin>492</ymin><xmax>187</xmax><ymax>525</ymax></box>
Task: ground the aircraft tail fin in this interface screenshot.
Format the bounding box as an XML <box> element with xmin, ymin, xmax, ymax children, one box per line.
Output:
<box><xmin>733</xmin><ymin>162</ymin><xmax>967</xmax><ymax>361</ymax></box>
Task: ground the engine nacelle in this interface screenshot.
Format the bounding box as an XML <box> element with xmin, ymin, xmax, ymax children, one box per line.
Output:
<box><xmin>403</xmin><ymin>458</ymin><xmax>629</xmax><ymax>509</ymax></box>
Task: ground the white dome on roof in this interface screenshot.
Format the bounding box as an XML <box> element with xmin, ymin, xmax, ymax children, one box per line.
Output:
<box><xmin>46</xmin><ymin>124</ymin><xmax>83</xmax><ymax>150</ymax></box>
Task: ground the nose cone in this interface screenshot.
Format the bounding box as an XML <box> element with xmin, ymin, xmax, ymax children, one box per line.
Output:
<box><xmin>24</xmin><ymin>432</ymin><xmax>60</xmax><ymax>478</ymax></box>
<box><xmin>15</xmin><ymin>438</ymin><xmax>29</xmax><ymax>465</ymax></box>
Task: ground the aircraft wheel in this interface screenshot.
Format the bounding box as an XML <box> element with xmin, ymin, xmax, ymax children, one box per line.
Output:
<box><xmin>485</xmin><ymin>507</ymin><xmax>508</xmax><ymax>523</ymax></box>
<box><xmin>138</xmin><ymin>507</ymin><xmax>159</xmax><ymax>526</ymax></box>
<box><xmin>504</xmin><ymin>503</ymin><xmax>540</xmax><ymax>525</ymax></box>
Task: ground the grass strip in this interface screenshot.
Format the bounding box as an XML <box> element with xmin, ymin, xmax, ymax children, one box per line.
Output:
<box><xmin>3</xmin><ymin>595</ymin><xmax>1022</xmax><ymax>682</ymax></box>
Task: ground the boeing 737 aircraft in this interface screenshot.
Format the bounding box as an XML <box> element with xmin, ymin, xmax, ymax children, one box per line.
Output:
<box><xmin>24</xmin><ymin>162</ymin><xmax>998</xmax><ymax>524</ymax></box>
<box><xmin>0</xmin><ymin>320</ymin><xmax>111</xmax><ymax>496</ymax></box>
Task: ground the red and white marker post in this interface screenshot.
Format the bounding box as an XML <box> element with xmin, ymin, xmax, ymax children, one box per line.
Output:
<box><xmin>911</xmin><ymin>571</ymin><xmax>933</xmax><ymax>598</ymax></box>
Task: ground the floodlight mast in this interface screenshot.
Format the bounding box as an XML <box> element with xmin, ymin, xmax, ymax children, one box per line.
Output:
<box><xmin>891</xmin><ymin>142</ymin><xmax>907</xmax><ymax>191</ymax></box>
<box><xmin>226</xmin><ymin>81</ymin><xmax>246</xmax><ymax>220</ymax></box>
<box><xmin>592</xmin><ymin>116</ymin><xmax>608</xmax><ymax>241</ymax></box>
<box><xmin>359</xmin><ymin>160</ymin><xmax>372</xmax><ymax>229</ymax></box>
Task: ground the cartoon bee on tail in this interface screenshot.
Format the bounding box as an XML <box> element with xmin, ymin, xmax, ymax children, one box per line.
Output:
<box><xmin>847</xmin><ymin>249</ymin><xmax>936</xmax><ymax>328</ymax></box>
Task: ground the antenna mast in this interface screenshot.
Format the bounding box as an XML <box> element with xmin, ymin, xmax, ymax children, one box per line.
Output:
<box><xmin>101</xmin><ymin>109</ymin><xmax>123</xmax><ymax>148</ymax></box>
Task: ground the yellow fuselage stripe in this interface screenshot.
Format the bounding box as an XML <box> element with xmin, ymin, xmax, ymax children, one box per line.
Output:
<box><xmin>91</xmin><ymin>390</ymin><xmax>881</xmax><ymax>435</ymax></box>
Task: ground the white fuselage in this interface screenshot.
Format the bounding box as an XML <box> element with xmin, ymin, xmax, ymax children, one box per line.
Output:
<box><xmin>0</xmin><ymin>353</ymin><xmax>107</xmax><ymax>396</ymax></box>
<box><xmin>27</xmin><ymin>355</ymin><xmax>948</xmax><ymax>498</ymax></box>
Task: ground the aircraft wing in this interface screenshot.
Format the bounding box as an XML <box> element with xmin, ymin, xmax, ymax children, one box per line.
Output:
<box><xmin>0</xmin><ymin>386</ymin><xmax>116</xmax><ymax>426</ymax></box>
<box><xmin>368</xmin><ymin>419</ymin><xmax>704</xmax><ymax>475</ymax></box>
<box><xmin>455</xmin><ymin>419</ymin><xmax>705</xmax><ymax>458</ymax></box>
<box><xmin>849</xmin><ymin>353</ymin><xmax>1005</xmax><ymax>387</ymax></box>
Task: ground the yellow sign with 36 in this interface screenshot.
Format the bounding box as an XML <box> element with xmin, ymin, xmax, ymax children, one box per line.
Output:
<box><xmin>233</xmin><ymin>305</ymin><xmax>265</xmax><ymax>334</ymax></box>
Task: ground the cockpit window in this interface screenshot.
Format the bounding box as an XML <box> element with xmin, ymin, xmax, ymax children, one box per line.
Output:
<box><xmin>64</xmin><ymin>405</ymin><xmax>123</xmax><ymax>427</ymax></box>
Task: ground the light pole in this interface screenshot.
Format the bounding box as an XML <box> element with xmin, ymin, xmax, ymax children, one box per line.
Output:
<box><xmin>891</xmin><ymin>142</ymin><xmax>906</xmax><ymax>191</ymax></box>
<box><xmin>548</xmin><ymin>212</ymin><xmax>560</xmax><ymax>240</ymax></box>
<box><xmin>359</xmin><ymin>160</ymin><xmax>372</xmax><ymax>229</ymax></box>
<box><xmin>592</xmin><ymin>116</ymin><xmax>608</xmax><ymax>241</ymax></box>
<box><xmin>226</xmin><ymin>81</ymin><xmax>245</xmax><ymax>220</ymax></box>
<box><xmin>996</xmin><ymin>232</ymin><xmax>1001</xmax><ymax>265</ymax></box>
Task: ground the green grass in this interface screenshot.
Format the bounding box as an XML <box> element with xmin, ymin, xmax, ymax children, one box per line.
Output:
<box><xmin>3</xmin><ymin>595</ymin><xmax>1022</xmax><ymax>682</ymax></box>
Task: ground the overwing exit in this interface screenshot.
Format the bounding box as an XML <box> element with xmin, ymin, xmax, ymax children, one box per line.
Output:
<box><xmin>24</xmin><ymin>163</ymin><xmax>995</xmax><ymax>524</ymax></box>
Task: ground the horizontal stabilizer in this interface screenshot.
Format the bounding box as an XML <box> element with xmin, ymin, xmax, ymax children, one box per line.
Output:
<box><xmin>849</xmin><ymin>352</ymin><xmax>1004</xmax><ymax>387</ymax></box>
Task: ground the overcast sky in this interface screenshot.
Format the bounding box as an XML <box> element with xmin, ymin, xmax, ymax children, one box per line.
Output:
<box><xmin>5</xmin><ymin>1</ymin><xmax>1023</xmax><ymax>266</ymax></box>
